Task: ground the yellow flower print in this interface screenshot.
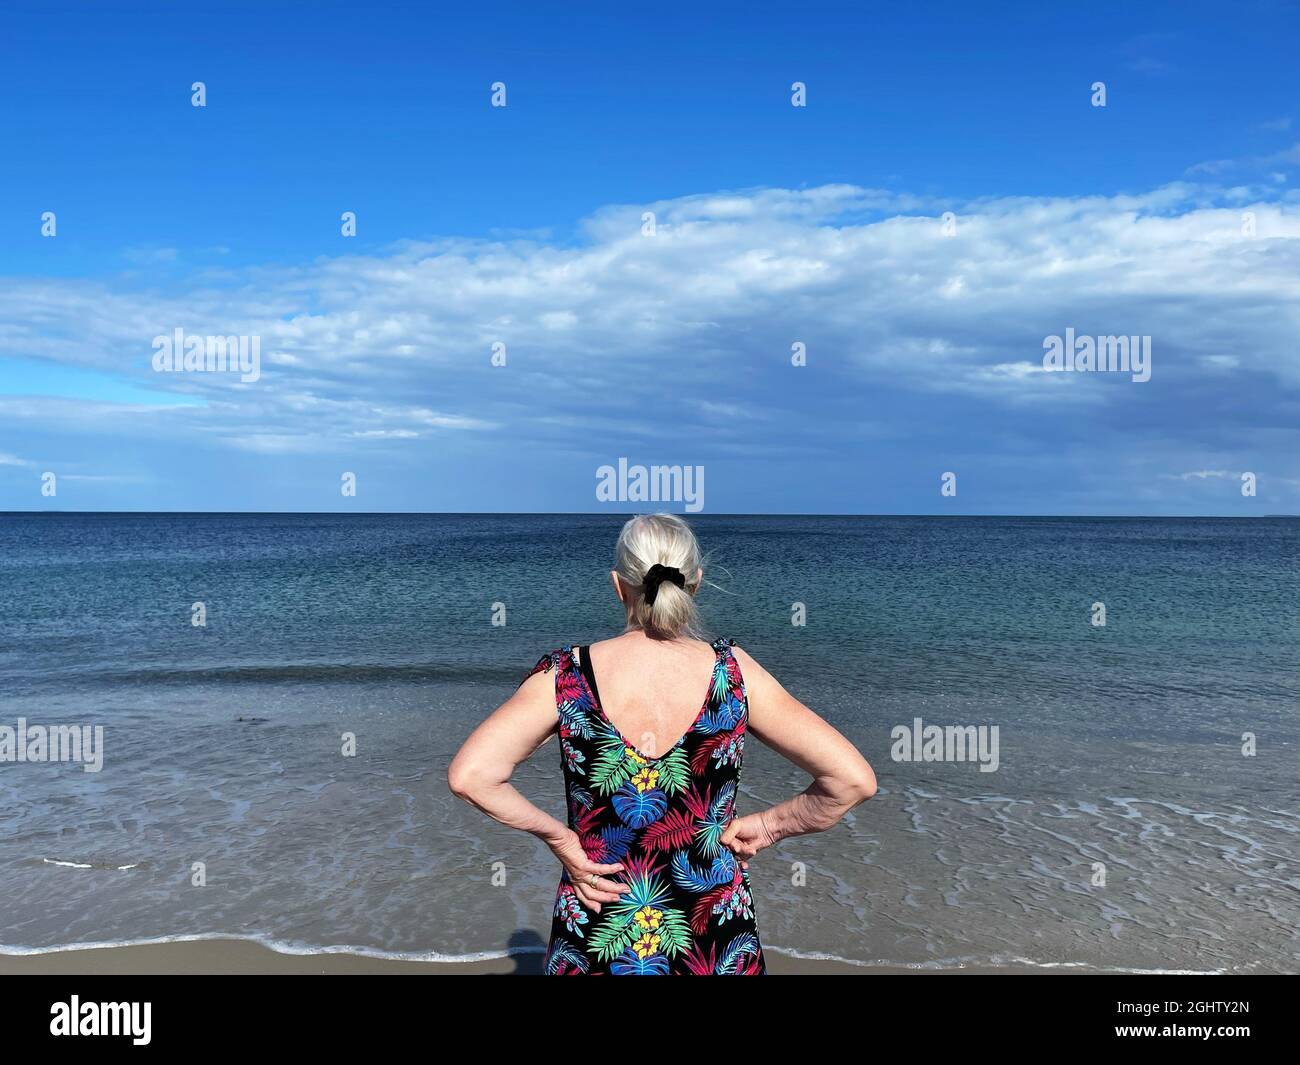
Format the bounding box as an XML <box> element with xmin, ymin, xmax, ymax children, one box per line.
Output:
<box><xmin>633</xmin><ymin>931</ymin><xmax>662</xmax><ymax>959</ymax></box>
<box><xmin>624</xmin><ymin>747</ymin><xmax>646</xmax><ymax>765</ymax></box>
<box><xmin>631</xmin><ymin>766</ymin><xmax>660</xmax><ymax>793</ymax></box>
<box><xmin>633</xmin><ymin>905</ymin><xmax>663</xmax><ymax>931</ymax></box>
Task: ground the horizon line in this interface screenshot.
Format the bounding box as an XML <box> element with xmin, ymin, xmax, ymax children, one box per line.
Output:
<box><xmin>0</xmin><ymin>510</ymin><xmax>1294</xmax><ymax>520</ymax></box>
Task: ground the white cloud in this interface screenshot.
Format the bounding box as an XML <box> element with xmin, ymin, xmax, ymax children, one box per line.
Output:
<box><xmin>1</xmin><ymin>182</ymin><xmax>1299</xmax><ymax>463</ymax></box>
<box><xmin>122</xmin><ymin>246</ymin><xmax>179</xmax><ymax>265</ymax></box>
<box><xmin>1199</xmin><ymin>355</ymin><xmax>1240</xmax><ymax>371</ymax></box>
<box><xmin>1186</xmin><ymin>140</ymin><xmax>1300</xmax><ymax>176</ymax></box>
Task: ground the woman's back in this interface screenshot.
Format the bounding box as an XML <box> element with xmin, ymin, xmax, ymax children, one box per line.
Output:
<box><xmin>534</xmin><ymin>634</ymin><xmax>763</xmax><ymax>975</ymax></box>
<box><xmin>584</xmin><ymin>634</ymin><xmax>722</xmax><ymax>759</ymax></box>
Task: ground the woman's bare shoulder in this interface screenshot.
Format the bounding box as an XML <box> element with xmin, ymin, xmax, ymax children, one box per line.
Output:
<box><xmin>730</xmin><ymin>643</ymin><xmax>785</xmax><ymax>695</ymax></box>
<box><xmin>730</xmin><ymin>642</ymin><xmax>767</xmax><ymax>675</ymax></box>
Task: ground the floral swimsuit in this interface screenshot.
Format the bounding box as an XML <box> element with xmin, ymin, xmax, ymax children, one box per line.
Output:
<box><xmin>528</xmin><ymin>638</ymin><xmax>765</xmax><ymax>975</ymax></box>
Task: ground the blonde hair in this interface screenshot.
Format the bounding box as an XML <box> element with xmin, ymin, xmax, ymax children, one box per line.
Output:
<box><xmin>615</xmin><ymin>514</ymin><xmax>704</xmax><ymax>640</ymax></box>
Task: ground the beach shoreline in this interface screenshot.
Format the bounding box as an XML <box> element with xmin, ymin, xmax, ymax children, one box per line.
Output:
<box><xmin>4</xmin><ymin>515</ymin><xmax>1290</xmax><ymax>975</ymax></box>
<box><xmin>0</xmin><ymin>939</ymin><xmax>1057</xmax><ymax>975</ymax></box>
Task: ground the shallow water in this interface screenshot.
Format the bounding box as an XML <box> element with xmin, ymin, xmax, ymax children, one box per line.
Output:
<box><xmin>1</xmin><ymin>513</ymin><xmax>1296</xmax><ymax>971</ymax></box>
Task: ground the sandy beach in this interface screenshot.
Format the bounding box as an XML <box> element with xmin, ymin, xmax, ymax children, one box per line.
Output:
<box><xmin>0</xmin><ymin>939</ymin><xmax>1032</xmax><ymax>975</ymax></box>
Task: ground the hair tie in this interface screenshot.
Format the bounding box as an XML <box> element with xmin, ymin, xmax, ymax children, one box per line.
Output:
<box><xmin>642</xmin><ymin>563</ymin><xmax>686</xmax><ymax>605</ymax></box>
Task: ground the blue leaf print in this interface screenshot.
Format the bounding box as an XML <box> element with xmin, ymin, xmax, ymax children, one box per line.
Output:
<box><xmin>670</xmin><ymin>847</ymin><xmax>735</xmax><ymax>893</ymax></box>
<box><xmin>611</xmin><ymin>783</ymin><xmax>668</xmax><ymax>828</ymax></box>
<box><xmin>545</xmin><ymin>939</ymin><xmax>590</xmax><ymax>975</ymax></box>
<box><xmin>695</xmin><ymin>693</ymin><xmax>746</xmax><ymax>735</ymax></box>
<box><xmin>717</xmin><ymin>932</ymin><xmax>761</xmax><ymax>974</ymax></box>
<box><xmin>610</xmin><ymin>948</ymin><xmax>671</xmax><ymax>975</ymax></box>
<box><xmin>600</xmin><ymin>824</ymin><xmax>636</xmax><ymax>862</ymax></box>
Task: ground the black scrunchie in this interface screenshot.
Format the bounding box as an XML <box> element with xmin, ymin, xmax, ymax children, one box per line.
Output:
<box><xmin>642</xmin><ymin>563</ymin><xmax>686</xmax><ymax>605</ymax></box>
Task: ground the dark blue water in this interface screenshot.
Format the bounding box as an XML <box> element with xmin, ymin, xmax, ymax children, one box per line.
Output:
<box><xmin>1</xmin><ymin>514</ymin><xmax>1297</xmax><ymax>970</ymax></box>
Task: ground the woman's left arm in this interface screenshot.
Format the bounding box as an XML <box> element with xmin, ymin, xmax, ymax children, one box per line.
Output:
<box><xmin>720</xmin><ymin>646</ymin><xmax>877</xmax><ymax>865</ymax></box>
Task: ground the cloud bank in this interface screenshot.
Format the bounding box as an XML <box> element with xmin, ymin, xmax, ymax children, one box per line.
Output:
<box><xmin>2</xmin><ymin>179</ymin><xmax>1299</xmax><ymax>512</ymax></box>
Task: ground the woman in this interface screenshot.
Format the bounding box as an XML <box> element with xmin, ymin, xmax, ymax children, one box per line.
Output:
<box><xmin>448</xmin><ymin>513</ymin><xmax>877</xmax><ymax>975</ymax></box>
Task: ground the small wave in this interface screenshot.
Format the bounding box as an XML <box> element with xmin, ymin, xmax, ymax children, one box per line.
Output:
<box><xmin>0</xmin><ymin>932</ymin><xmax>1227</xmax><ymax>973</ymax></box>
<box><xmin>762</xmin><ymin>944</ymin><xmax>1226</xmax><ymax>975</ymax></box>
<box><xmin>41</xmin><ymin>858</ymin><xmax>140</xmax><ymax>872</ymax></box>
<box><xmin>0</xmin><ymin>932</ymin><xmax>538</xmax><ymax>964</ymax></box>
<box><xmin>64</xmin><ymin>662</ymin><xmax>523</xmax><ymax>685</ymax></box>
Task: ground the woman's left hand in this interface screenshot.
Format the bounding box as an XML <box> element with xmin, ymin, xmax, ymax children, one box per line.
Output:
<box><xmin>720</xmin><ymin>812</ymin><xmax>778</xmax><ymax>869</ymax></box>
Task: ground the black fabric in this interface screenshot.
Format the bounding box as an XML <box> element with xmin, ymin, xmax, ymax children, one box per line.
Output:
<box><xmin>528</xmin><ymin>639</ymin><xmax>765</xmax><ymax>975</ymax></box>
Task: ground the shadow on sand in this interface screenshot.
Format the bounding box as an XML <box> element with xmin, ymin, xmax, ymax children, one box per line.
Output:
<box><xmin>497</xmin><ymin>929</ymin><xmax>546</xmax><ymax>974</ymax></box>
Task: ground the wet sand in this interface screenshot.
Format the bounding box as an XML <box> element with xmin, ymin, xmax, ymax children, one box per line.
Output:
<box><xmin>0</xmin><ymin>939</ymin><xmax>1035</xmax><ymax>975</ymax></box>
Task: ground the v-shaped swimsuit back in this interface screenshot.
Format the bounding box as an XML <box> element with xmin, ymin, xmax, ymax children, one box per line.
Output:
<box><xmin>526</xmin><ymin>637</ymin><xmax>766</xmax><ymax>975</ymax></box>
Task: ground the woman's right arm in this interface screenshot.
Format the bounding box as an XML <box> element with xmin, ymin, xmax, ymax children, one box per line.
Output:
<box><xmin>447</xmin><ymin>667</ymin><xmax>631</xmax><ymax>912</ymax></box>
<box><xmin>720</xmin><ymin>646</ymin><xmax>877</xmax><ymax>863</ymax></box>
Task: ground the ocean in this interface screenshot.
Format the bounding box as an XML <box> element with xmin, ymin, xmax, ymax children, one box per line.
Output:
<box><xmin>1</xmin><ymin>513</ymin><xmax>1296</xmax><ymax>972</ymax></box>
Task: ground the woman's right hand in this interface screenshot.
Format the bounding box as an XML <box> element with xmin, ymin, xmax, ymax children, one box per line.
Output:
<box><xmin>547</xmin><ymin>828</ymin><xmax>630</xmax><ymax>913</ymax></box>
<box><xmin>720</xmin><ymin>811</ymin><xmax>779</xmax><ymax>868</ymax></box>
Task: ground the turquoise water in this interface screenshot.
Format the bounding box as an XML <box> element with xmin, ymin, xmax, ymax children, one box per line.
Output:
<box><xmin>1</xmin><ymin>514</ymin><xmax>1296</xmax><ymax>970</ymax></box>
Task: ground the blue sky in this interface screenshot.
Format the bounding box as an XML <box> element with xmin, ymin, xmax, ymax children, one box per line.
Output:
<box><xmin>2</xmin><ymin>0</ymin><xmax>1298</xmax><ymax>513</ymax></box>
